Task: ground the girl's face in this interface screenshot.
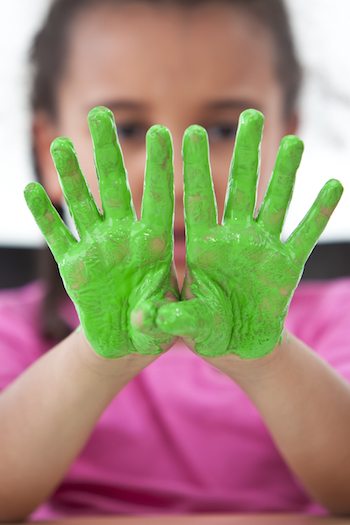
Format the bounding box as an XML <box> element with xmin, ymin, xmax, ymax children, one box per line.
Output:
<box><xmin>35</xmin><ymin>2</ymin><xmax>297</xmax><ymax>281</ymax></box>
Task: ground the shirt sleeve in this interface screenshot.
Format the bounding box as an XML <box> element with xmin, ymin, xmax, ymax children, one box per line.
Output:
<box><xmin>315</xmin><ymin>296</ymin><xmax>350</xmax><ymax>384</ymax></box>
<box><xmin>295</xmin><ymin>279</ymin><xmax>350</xmax><ymax>384</ymax></box>
<box><xmin>0</xmin><ymin>286</ymin><xmax>47</xmax><ymax>391</ymax></box>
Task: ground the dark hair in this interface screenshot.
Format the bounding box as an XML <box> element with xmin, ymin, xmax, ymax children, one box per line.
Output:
<box><xmin>29</xmin><ymin>0</ymin><xmax>302</xmax><ymax>342</ymax></box>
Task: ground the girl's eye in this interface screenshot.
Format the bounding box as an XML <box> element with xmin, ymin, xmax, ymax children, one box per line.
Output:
<box><xmin>117</xmin><ymin>123</ymin><xmax>148</xmax><ymax>141</ymax></box>
<box><xmin>205</xmin><ymin>123</ymin><xmax>238</xmax><ymax>142</ymax></box>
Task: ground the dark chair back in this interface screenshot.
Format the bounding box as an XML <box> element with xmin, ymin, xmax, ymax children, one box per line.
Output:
<box><xmin>0</xmin><ymin>243</ymin><xmax>349</xmax><ymax>289</ymax></box>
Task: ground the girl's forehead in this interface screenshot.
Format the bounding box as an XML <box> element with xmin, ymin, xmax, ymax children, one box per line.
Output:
<box><xmin>60</xmin><ymin>3</ymin><xmax>280</xmax><ymax>109</ymax></box>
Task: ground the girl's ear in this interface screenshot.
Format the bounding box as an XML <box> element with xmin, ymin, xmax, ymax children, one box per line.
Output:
<box><xmin>32</xmin><ymin>111</ymin><xmax>62</xmax><ymax>203</ymax></box>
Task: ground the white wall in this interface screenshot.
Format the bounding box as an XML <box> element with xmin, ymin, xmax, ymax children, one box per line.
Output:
<box><xmin>0</xmin><ymin>0</ymin><xmax>349</xmax><ymax>246</ymax></box>
<box><xmin>0</xmin><ymin>0</ymin><xmax>50</xmax><ymax>246</ymax></box>
<box><xmin>286</xmin><ymin>0</ymin><xmax>350</xmax><ymax>241</ymax></box>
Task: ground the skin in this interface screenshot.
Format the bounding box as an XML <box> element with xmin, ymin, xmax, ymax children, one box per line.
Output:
<box><xmin>157</xmin><ymin>109</ymin><xmax>343</xmax><ymax>358</ymax></box>
<box><xmin>26</xmin><ymin>107</ymin><xmax>178</xmax><ymax>358</ymax></box>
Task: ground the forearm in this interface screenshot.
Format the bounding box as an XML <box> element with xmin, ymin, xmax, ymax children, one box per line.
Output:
<box><xmin>0</xmin><ymin>328</ymin><xmax>158</xmax><ymax>522</ymax></box>
<box><xmin>204</xmin><ymin>330</ymin><xmax>350</xmax><ymax>515</ymax></box>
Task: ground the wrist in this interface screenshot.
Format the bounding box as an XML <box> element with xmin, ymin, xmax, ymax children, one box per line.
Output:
<box><xmin>73</xmin><ymin>326</ymin><xmax>161</xmax><ymax>381</ymax></box>
<box><xmin>203</xmin><ymin>329</ymin><xmax>290</xmax><ymax>387</ymax></box>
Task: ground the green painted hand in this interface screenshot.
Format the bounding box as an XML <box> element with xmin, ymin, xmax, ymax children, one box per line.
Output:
<box><xmin>157</xmin><ymin>109</ymin><xmax>343</xmax><ymax>359</ymax></box>
<box><xmin>24</xmin><ymin>106</ymin><xmax>178</xmax><ymax>358</ymax></box>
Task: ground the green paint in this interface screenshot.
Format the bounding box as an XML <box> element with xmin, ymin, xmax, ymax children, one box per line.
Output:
<box><xmin>24</xmin><ymin>105</ymin><xmax>344</xmax><ymax>360</ymax></box>
<box><xmin>157</xmin><ymin>109</ymin><xmax>344</xmax><ymax>359</ymax></box>
<box><xmin>24</xmin><ymin>106</ymin><xmax>179</xmax><ymax>358</ymax></box>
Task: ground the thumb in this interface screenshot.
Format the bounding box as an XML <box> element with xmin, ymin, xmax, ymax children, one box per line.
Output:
<box><xmin>130</xmin><ymin>300</ymin><xmax>158</xmax><ymax>335</ymax></box>
<box><xmin>156</xmin><ymin>299</ymin><xmax>210</xmax><ymax>338</ymax></box>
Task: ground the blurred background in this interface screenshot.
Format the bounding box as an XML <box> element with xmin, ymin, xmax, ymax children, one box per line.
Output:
<box><xmin>0</xmin><ymin>0</ymin><xmax>349</xmax><ymax>287</ymax></box>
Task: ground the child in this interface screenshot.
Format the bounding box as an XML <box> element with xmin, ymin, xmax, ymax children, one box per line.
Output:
<box><xmin>0</xmin><ymin>0</ymin><xmax>350</xmax><ymax>521</ymax></box>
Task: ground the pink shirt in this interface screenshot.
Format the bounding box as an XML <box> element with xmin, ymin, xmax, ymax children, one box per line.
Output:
<box><xmin>0</xmin><ymin>278</ymin><xmax>350</xmax><ymax>520</ymax></box>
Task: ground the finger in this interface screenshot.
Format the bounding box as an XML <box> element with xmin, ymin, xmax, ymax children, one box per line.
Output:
<box><xmin>286</xmin><ymin>179</ymin><xmax>343</xmax><ymax>264</ymax></box>
<box><xmin>223</xmin><ymin>109</ymin><xmax>264</xmax><ymax>224</ymax></box>
<box><xmin>156</xmin><ymin>299</ymin><xmax>210</xmax><ymax>338</ymax></box>
<box><xmin>182</xmin><ymin>125</ymin><xmax>217</xmax><ymax>242</ymax></box>
<box><xmin>88</xmin><ymin>106</ymin><xmax>136</xmax><ymax>220</ymax></box>
<box><xmin>24</xmin><ymin>182</ymin><xmax>76</xmax><ymax>263</ymax></box>
<box><xmin>130</xmin><ymin>300</ymin><xmax>158</xmax><ymax>334</ymax></box>
<box><xmin>141</xmin><ymin>125</ymin><xmax>174</xmax><ymax>237</ymax></box>
<box><xmin>257</xmin><ymin>136</ymin><xmax>304</xmax><ymax>236</ymax></box>
<box><xmin>50</xmin><ymin>137</ymin><xmax>101</xmax><ymax>238</ymax></box>
<box><xmin>130</xmin><ymin>300</ymin><xmax>176</xmax><ymax>354</ymax></box>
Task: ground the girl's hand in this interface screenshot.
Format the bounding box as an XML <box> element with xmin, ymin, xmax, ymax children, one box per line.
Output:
<box><xmin>25</xmin><ymin>106</ymin><xmax>179</xmax><ymax>358</ymax></box>
<box><xmin>157</xmin><ymin>109</ymin><xmax>343</xmax><ymax>359</ymax></box>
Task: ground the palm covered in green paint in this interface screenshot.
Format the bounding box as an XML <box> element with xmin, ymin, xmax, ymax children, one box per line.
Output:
<box><xmin>25</xmin><ymin>107</ymin><xmax>178</xmax><ymax>358</ymax></box>
<box><xmin>157</xmin><ymin>109</ymin><xmax>343</xmax><ymax>359</ymax></box>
